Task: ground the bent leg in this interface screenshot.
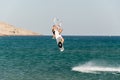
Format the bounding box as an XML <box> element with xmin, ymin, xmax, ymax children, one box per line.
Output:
<box><xmin>61</xmin><ymin>37</ymin><xmax>64</xmax><ymax>44</ymax></box>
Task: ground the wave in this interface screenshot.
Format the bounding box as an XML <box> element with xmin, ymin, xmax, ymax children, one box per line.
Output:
<box><xmin>72</xmin><ymin>61</ymin><xmax>120</xmax><ymax>74</ymax></box>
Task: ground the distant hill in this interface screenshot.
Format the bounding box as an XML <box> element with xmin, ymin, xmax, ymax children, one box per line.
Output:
<box><xmin>0</xmin><ymin>22</ymin><xmax>40</xmax><ymax>36</ymax></box>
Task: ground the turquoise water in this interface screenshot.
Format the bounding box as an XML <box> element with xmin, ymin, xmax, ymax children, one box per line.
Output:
<box><xmin>0</xmin><ymin>36</ymin><xmax>120</xmax><ymax>80</ymax></box>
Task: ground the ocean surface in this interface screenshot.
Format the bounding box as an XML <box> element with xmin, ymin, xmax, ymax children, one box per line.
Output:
<box><xmin>0</xmin><ymin>36</ymin><xmax>120</xmax><ymax>80</ymax></box>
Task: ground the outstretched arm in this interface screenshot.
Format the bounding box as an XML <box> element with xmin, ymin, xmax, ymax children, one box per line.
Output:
<box><xmin>58</xmin><ymin>28</ymin><xmax>63</xmax><ymax>34</ymax></box>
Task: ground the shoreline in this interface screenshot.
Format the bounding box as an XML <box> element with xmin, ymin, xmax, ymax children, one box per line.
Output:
<box><xmin>0</xmin><ymin>22</ymin><xmax>40</xmax><ymax>36</ymax></box>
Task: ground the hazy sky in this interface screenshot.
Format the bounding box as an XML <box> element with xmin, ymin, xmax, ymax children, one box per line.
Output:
<box><xmin>0</xmin><ymin>0</ymin><xmax>120</xmax><ymax>35</ymax></box>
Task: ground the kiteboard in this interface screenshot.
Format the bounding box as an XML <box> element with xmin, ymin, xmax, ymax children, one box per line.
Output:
<box><xmin>56</xmin><ymin>37</ymin><xmax>64</xmax><ymax>52</ymax></box>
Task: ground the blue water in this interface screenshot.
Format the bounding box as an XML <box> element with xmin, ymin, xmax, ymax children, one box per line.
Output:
<box><xmin>0</xmin><ymin>36</ymin><xmax>120</xmax><ymax>80</ymax></box>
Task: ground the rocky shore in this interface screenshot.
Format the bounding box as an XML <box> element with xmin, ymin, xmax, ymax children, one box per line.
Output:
<box><xmin>0</xmin><ymin>22</ymin><xmax>40</xmax><ymax>36</ymax></box>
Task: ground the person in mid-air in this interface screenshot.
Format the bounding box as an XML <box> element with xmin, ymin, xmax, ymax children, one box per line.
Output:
<box><xmin>52</xmin><ymin>24</ymin><xmax>63</xmax><ymax>38</ymax></box>
<box><xmin>52</xmin><ymin>24</ymin><xmax>64</xmax><ymax>44</ymax></box>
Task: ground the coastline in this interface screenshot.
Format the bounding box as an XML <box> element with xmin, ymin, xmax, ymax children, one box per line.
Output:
<box><xmin>0</xmin><ymin>22</ymin><xmax>40</xmax><ymax>36</ymax></box>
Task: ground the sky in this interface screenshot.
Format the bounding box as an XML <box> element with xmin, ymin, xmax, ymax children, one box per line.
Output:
<box><xmin>0</xmin><ymin>0</ymin><xmax>120</xmax><ymax>35</ymax></box>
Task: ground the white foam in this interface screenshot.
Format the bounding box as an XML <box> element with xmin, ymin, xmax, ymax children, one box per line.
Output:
<box><xmin>72</xmin><ymin>61</ymin><xmax>120</xmax><ymax>73</ymax></box>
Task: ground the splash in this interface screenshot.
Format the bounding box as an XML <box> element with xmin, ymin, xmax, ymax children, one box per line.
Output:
<box><xmin>72</xmin><ymin>61</ymin><xmax>120</xmax><ymax>73</ymax></box>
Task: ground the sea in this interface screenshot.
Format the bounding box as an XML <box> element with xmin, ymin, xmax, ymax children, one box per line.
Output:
<box><xmin>0</xmin><ymin>36</ymin><xmax>120</xmax><ymax>80</ymax></box>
